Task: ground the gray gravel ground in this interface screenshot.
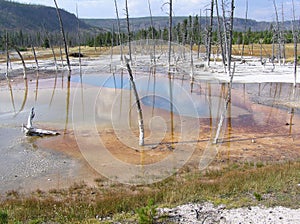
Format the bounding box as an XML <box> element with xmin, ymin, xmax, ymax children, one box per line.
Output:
<box><xmin>159</xmin><ymin>202</ymin><xmax>300</xmax><ymax>224</ymax></box>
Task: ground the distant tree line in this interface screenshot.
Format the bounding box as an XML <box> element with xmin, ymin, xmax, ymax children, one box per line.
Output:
<box><xmin>0</xmin><ymin>16</ymin><xmax>298</xmax><ymax>51</ymax></box>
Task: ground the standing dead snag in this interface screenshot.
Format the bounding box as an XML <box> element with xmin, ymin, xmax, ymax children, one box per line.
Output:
<box><xmin>53</xmin><ymin>0</ymin><xmax>71</xmax><ymax>73</ymax></box>
<box><xmin>215</xmin><ymin>0</ymin><xmax>226</xmax><ymax>67</ymax></box>
<box><xmin>213</xmin><ymin>63</ymin><xmax>235</xmax><ymax>144</ymax></box>
<box><xmin>291</xmin><ymin>0</ymin><xmax>298</xmax><ymax>87</ymax></box>
<box><xmin>125</xmin><ymin>57</ymin><xmax>144</xmax><ymax>146</ymax></box>
<box><xmin>167</xmin><ymin>0</ymin><xmax>173</xmax><ymax>70</ymax></box>
<box><xmin>125</xmin><ymin>0</ymin><xmax>132</xmax><ymax>62</ymax></box>
<box><xmin>221</xmin><ymin>0</ymin><xmax>235</xmax><ymax>75</ymax></box>
<box><xmin>76</xmin><ymin>3</ymin><xmax>82</xmax><ymax>72</ymax></box>
<box><xmin>114</xmin><ymin>0</ymin><xmax>123</xmax><ymax>62</ymax></box>
<box><xmin>206</xmin><ymin>0</ymin><xmax>214</xmax><ymax>66</ymax></box>
<box><xmin>272</xmin><ymin>0</ymin><xmax>282</xmax><ymax>65</ymax></box>
<box><xmin>22</xmin><ymin>107</ymin><xmax>59</xmax><ymax>136</ymax></box>
<box><xmin>5</xmin><ymin>31</ymin><xmax>9</xmax><ymax>78</ymax></box>
<box><xmin>241</xmin><ymin>0</ymin><xmax>248</xmax><ymax>59</ymax></box>
<box><xmin>148</xmin><ymin>0</ymin><xmax>156</xmax><ymax>65</ymax></box>
<box><xmin>31</xmin><ymin>45</ymin><xmax>39</xmax><ymax>71</ymax></box>
<box><xmin>14</xmin><ymin>46</ymin><xmax>27</xmax><ymax>79</ymax></box>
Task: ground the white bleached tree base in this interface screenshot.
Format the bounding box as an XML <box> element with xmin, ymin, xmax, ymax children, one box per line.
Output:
<box><xmin>22</xmin><ymin>107</ymin><xmax>59</xmax><ymax>136</ymax></box>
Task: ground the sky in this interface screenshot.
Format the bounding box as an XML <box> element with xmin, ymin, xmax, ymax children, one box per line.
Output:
<box><xmin>12</xmin><ymin>0</ymin><xmax>300</xmax><ymax>21</ymax></box>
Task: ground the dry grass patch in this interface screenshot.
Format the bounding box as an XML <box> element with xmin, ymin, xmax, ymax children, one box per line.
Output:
<box><xmin>0</xmin><ymin>161</ymin><xmax>299</xmax><ymax>223</ymax></box>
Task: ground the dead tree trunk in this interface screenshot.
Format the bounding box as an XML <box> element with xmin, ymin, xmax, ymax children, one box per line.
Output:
<box><xmin>260</xmin><ymin>39</ymin><xmax>264</xmax><ymax>65</ymax></box>
<box><xmin>190</xmin><ymin>16</ymin><xmax>195</xmax><ymax>80</ymax></box>
<box><xmin>291</xmin><ymin>0</ymin><xmax>298</xmax><ymax>87</ymax></box>
<box><xmin>281</xmin><ymin>3</ymin><xmax>286</xmax><ymax>65</ymax></box>
<box><xmin>110</xmin><ymin>25</ymin><xmax>114</xmax><ymax>72</ymax></box>
<box><xmin>54</xmin><ymin>0</ymin><xmax>71</xmax><ymax>73</ymax></box>
<box><xmin>114</xmin><ymin>0</ymin><xmax>123</xmax><ymax>62</ymax></box>
<box><xmin>168</xmin><ymin>0</ymin><xmax>173</xmax><ymax>70</ymax></box>
<box><xmin>241</xmin><ymin>0</ymin><xmax>248</xmax><ymax>59</ymax></box>
<box><xmin>206</xmin><ymin>0</ymin><xmax>214</xmax><ymax>66</ymax></box>
<box><xmin>221</xmin><ymin>0</ymin><xmax>235</xmax><ymax>75</ymax></box>
<box><xmin>215</xmin><ymin>0</ymin><xmax>226</xmax><ymax>67</ymax></box>
<box><xmin>31</xmin><ymin>45</ymin><xmax>39</xmax><ymax>71</ymax></box>
<box><xmin>228</xmin><ymin>0</ymin><xmax>235</xmax><ymax>74</ymax></box>
<box><xmin>44</xmin><ymin>30</ymin><xmax>58</xmax><ymax>70</ymax></box>
<box><xmin>51</xmin><ymin>44</ymin><xmax>58</xmax><ymax>70</ymax></box>
<box><xmin>59</xmin><ymin>45</ymin><xmax>64</xmax><ymax>68</ymax></box>
<box><xmin>197</xmin><ymin>11</ymin><xmax>202</xmax><ymax>59</ymax></box>
<box><xmin>76</xmin><ymin>3</ymin><xmax>82</xmax><ymax>72</ymax></box>
<box><xmin>125</xmin><ymin>0</ymin><xmax>132</xmax><ymax>63</ymax></box>
<box><xmin>272</xmin><ymin>0</ymin><xmax>281</xmax><ymax>65</ymax></box>
<box><xmin>148</xmin><ymin>0</ymin><xmax>156</xmax><ymax>65</ymax></box>
<box><xmin>213</xmin><ymin>63</ymin><xmax>235</xmax><ymax>143</ymax></box>
<box><xmin>14</xmin><ymin>46</ymin><xmax>27</xmax><ymax>79</ymax></box>
<box><xmin>125</xmin><ymin>57</ymin><xmax>144</xmax><ymax>146</ymax></box>
<box><xmin>22</xmin><ymin>107</ymin><xmax>59</xmax><ymax>136</ymax></box>
<box><xmin>5</xmin><ymin>31</ymin><xmax>9</xmax><ymax>78</ymax></box>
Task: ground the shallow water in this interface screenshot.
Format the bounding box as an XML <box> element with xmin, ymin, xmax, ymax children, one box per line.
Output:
<box><xmin>0</xmin><ymin>70</ymin><xmax>300</xmax><ymax>190</ymax></box>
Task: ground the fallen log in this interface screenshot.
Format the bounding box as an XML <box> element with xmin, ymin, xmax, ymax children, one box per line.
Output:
<box><xmin>22</xmin><ymin>107</ymin><xmax>59</xmax><ymax>136</ymax></box>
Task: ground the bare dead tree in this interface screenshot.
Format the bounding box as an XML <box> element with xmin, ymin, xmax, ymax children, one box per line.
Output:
<box><xmin>5</xmin><ymin>31</ymin><xmax>9</xmax><ymax>78</ymax></box>
<box><xmin>14</xmin><ymin>46</ymin><xmax>27</xmax><ymax>79</ymax></box>
<box><xmin>76</xmin><ymin>3</ymin><xmax>82</xmax><ymax>72</ymax></box>
<box><xmin>125</xmin><ymin>0</ymin><xmax>132</xmax><ymax>62</ymax></box>
<box><xmin>259</xmin><ymin>38</ymin><xmax>264</xmax><ymax>65</ymax></box>
<box><xmin>114</xmin><ymin>0</ymin><xmax>124</xmax><ymax>62</ymax></box>
<box><xmin>189</xmin><ymin>16</ymin><xmax>195</xmax><ymax>80</ymax></box>
<box><xmin>291</xmin><ymin>0</ymin><xmax>298</xmax><ymax>87</ymax></box>
<box><xmin>167</xmin><ymin>0</ymin><xmax>173</xmax><ymax>70</ymax></box>
<box><xmin>43</xmin><ymin>27</ymin><xmax>58</xmax><ymax>70</ymax></box>
<box><xmin>228</xmin><ymin>0</ymin><xmax>235</xmax><ymax>73</ymax></box>
<box><xmin>31</xmin><ymin>45</ymin><xmax>39</xmax><ymax>71</ymax></box>
<box><xmin>213</xmin><ymin>63</ymin><xmax>235</xmax><ymax>144</ymax></box>
<box><xmin>221</xmin><ymin>0</ymin><xmax>235</xmax><ymax>75</ymax></box>
<box><xmin>241</xmin><ymin>0</ymin><xmax>248</xmax><ymax>59</ymax></box>
<box><xmin>125</xmin><ymin>57</ymin><xmax>144</xmax><ymax>146</ymax></box>
<box><xmin>221</xmin><ymin>0</ymin><xmax>229</xmax><ymax>70</ymax></box>
<box><xmin>148</xmin><ymin>0</ymin><xmax>156</xmax><ymax>65</ymax></box>
<box><xmin>215</xmin><ymin>0</ymin><xmax>226</xmax><ymax>67</ymax></box>
<box><xmin>110</xmin><ymin>25</ymin><xmax>114</xmax><ymax>72</ymax></box>
<box><xmin>197</xmin><ymin>11</ymin><xmax>202</xmax><ymax>59</ymax></box>
<box><xmin>272</xmin><ymin>0</ymin><xmax>281</xmax><ymax>65</ymax></box>
<box><xmin>281</xmin><ymin>3</ymin><xmax>286</xmax><ymax>65</ymax></box>
<box><xmin>53</xmin><ymin>0</ymin><xmax>71</xmax><ymax>74</ymax></box>
<box><xmin>50</xmin><ymin>42</ymin><xmax>58</xmax><ymax>71</ymax></box>
<box><xmin>206</xmin><ymin>0</ymin><xmax>214</xmax><ymax>66</ymax></box>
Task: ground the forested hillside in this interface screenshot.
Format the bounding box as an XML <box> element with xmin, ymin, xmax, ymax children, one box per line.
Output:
<box><xmin>0</xmin><ymin>0</ymin><xmax>92</xmax><ymax>32</ymax></box>
<box><xmin>0</xmin><ymin>0</ymin><xmax>298</xmax><ymax>50</ymax></box>
<box><xmin>83</xmin><ymin>17</ymin><xmax>271</xmax><ymax>33</ymax></box>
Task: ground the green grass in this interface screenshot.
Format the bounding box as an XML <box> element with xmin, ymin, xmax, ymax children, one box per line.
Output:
<box><xmin>0</xmin><ymin>161</ymin><xmax>299</xmax><ymax>223</ymax></box>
